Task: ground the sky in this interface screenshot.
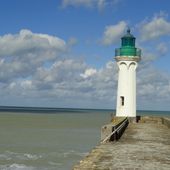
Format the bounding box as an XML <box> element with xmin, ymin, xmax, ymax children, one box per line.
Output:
<box><xmin>0</xmin><ymin>0</ymin><xmax>170</xmax><ymax>110</ymax></box>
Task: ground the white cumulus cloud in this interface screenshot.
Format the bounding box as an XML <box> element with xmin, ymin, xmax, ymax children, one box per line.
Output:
<box><xmin>0</xmin><ymin>29</ymin><xmax>67</xmax><ymax>82</ymax></box>
<box><xmin>102</xmin><ymin>21</ymin><xmax>127</xmax><ymax>45</ymax></box>
<box><xmin>0</xmin><ymin>29</ymin><xmax>66</xmax><ymax>56</ymax></box>
<box><xmin>80</xmin><ymin>68</ymin><xmax>97</xmax><ymax>78</ymax></box>
<box><xmin>140</xmin><ymin>15</ymin><xmax>170</xmax><ymax>41</ymax></box>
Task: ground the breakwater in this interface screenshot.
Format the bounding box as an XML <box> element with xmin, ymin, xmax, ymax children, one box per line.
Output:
<box><xmin>73</xmin><ymin>116</ymin><xmax>170</xmax><ymax>170</ymax></box>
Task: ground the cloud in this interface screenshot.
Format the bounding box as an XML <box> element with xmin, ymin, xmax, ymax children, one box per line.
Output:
<box><xmin>0</xmin><ymin>29</ymin><xmax>67</xmax><ymax>82</ymax></box>
<box><xmin>156</xmin><ymin>42</ymin><xmax>168</xmax><ymax>56</ymax></box>
<box><xmin>1</xmin><ymin>57</ymin><xmax>117</xmax><ymax>107</ymax></box>
<box><xmin>62</xmin><ymin>0</ymin><xmax>120</xmax><ymax>9</ymax></box>
<box><xmin>135</xmin><ymin>47</ymin><xmax>170</xmax><ymax>110</ymax></box>
<box><xmin>3</xmin><ymin>51</ymin><xmax>170</xmax><ymax>110</ymax></box>
<box><xmin>0</xmin><ymin>29</ymin><xmax>66</xmax><ymax>57</ymax></box>
<box><xmin>80</xmin><ymin>68</ymin><xmax>97</xmax><ymax>78</ymax></box>
<box><xmin>0</xmin><ymin>29</ymin><xmax>170</xmax><ymax>110</ymax></box>
<box><xmin>1</xmin><ymin>47</ymin><xmax>170</xmax><ymax>110</ymax></box>
<box><xmin>68</xmin><ymin>37</ymin><xmax>78</xmax><ymax>46</ymax></box>
<box><xmin>102</xmin><ymin>21</ymin><xmax>127</xmax><ymax>45</ymax></box>
<box><xmin>27</xmin><ymin>60</ymin><xmax>117</xmax><ymax>102</ymax></box>
<box><xmin>137</xmin><ymin>64</ymin><xmax>170</xmax><ymax>109</ymax></box>
<box><xmin>139</xmin><ymin>14</ymin><xmax>170</xmax><ymax>41</ymax></box>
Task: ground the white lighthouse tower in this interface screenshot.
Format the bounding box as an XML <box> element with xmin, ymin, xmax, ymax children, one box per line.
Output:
<box><xmin>115</xmin><ymin>29</ymin><xmax>141</xmax><ymax>117</ymax></box>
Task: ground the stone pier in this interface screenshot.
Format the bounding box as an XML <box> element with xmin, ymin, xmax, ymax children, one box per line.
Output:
<box><xmin>73</xmin><ymin>116</ymin><xmax>170</xmax><ymax>170</ymax></box>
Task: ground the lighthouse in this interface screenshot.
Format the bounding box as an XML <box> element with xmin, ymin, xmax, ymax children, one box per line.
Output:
<box><xmin>115</xmin><ymin>29</ymin><xmax>141</xmax><ymax>117</ymax></box>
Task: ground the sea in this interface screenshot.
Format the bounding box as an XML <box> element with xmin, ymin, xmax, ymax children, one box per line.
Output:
<box><xmin>0</xmin><ymin>106</ymin><xmax>169</xmax><ymax>170</ymax></box>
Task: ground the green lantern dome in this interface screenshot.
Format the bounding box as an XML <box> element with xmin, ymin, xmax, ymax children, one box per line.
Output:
<box><xmin>115</xmin><ymin>28</ymin><xmax>141</xmax><ymax>60</ymax></box>
<box><xmin>121</xmin><ymin>28</ymin><xmax>135</xmax><ymax>47</ymax></box>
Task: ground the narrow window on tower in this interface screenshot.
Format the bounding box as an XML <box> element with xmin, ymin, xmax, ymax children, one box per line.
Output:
<box><xmin>120</xmin><ymin>96</ymin><xmax>124</xmax><ymax>106</ymax></box>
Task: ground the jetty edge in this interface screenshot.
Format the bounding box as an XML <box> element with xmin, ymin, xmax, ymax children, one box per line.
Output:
<box><xmin>73</xmin><ymin>116</ymin><xmax>170</xmax><ymax>170</ymax></box>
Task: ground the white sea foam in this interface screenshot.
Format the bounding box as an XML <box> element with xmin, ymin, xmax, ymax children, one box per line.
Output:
<box><xmin>0</xmin><ymin>154</ymin><xmax>12</xmax><ymax>160</ymax></box>
<box><xmin>23</xmin><ymin>154</ymin><xmax>42</xmax><ymax>160</ymax></box>
<box><xmin>3</xmin><ymin>151</ymin><xmax>42</xmax><ymax>161</ymax></box>
<box><xmin>48</xmin><ymin>161</ymin><xmax>62</xmax><ymax>166</ymax></box>
<box><xmin>0</xmin><ymin>164</ymin><xmax>35</xmax><ymax>170</ymax></box>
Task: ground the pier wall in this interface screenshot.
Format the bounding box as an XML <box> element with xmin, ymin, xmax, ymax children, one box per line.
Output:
<box><xmin>162</xmin><ymin>117</ymin><xmax>170</xmax><ymax>128</ymax></box>
<box><xmin>73</xmin><ymin>116</ymin><xmax>170</xmax><ymax>170</ymax></box>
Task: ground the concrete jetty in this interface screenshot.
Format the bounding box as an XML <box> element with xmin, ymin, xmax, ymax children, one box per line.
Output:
<box><xmin>73</xmin><ymin>116</ymin><xmax>170</xmax><ymax>170</ymax></box>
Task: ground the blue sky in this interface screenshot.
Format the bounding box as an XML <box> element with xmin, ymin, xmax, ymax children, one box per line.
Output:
<box><xmin>0</xmin><ymin>0</ymin><xmax>170</xmax><ymax>110</ymax></box>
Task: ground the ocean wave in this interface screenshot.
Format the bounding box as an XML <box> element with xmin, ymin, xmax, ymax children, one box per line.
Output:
<box><xmin>0</xmin><ymin>164</ymin><xmax>35</xmax><ymax>170</ymax></box>
<box><xmin>23</xmin><ymin>154</ymin><xmax>42</xmax><ymax>160</ymax></box>
<box><xmin>48</xmin><ymin>161</ymin><xmax>62</xmax><ymax>166</ymax></box>
<box><xmin>0</xmin><ymin>154</ymin><xmax>12</xmax><ymax>160</ymax></box>
<box><xmin>0</xmin><ymin>151</ymin><xmax>42</xmax><ymax>161</ymax></box>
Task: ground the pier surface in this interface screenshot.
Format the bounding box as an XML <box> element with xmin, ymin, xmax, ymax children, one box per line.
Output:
<box><xmin>73</xmin><ymin>117</ymin><xmax>170</xmax><ymax>170</ymax></box>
